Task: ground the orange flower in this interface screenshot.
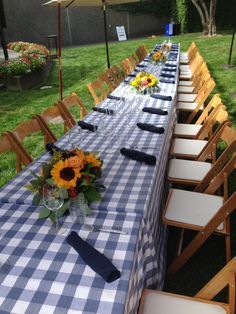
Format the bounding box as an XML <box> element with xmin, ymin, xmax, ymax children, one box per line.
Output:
<box><xmin>85</xmin><ymin>153</ymin><xmax>102</xmax><ymax>168</ymax></box>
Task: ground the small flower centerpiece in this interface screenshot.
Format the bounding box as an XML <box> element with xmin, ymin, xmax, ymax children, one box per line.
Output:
<box><xmin>152</xmin><ymin>51</ymin><xmax>167</xmax><ymax>63</ymax></box>
<box><xmin>130</xmin><ymin>71</ymin><xmax>159</xmax><ymax>94</ymax></box>
<box><xmin>26</xmin><ymin>148</ymin><xmax>104</xmax><ymax>223</ymax></box>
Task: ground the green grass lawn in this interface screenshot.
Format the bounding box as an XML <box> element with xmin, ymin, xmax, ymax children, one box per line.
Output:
<box><xmin>0</xmin><ymin>31</ymin><xmax>235</xmax><ymax>187</ymax></box>
<box><xmin>0</xmin><ymin>31</ymin><xmax>236</xmax><ymax>299</ymax></box>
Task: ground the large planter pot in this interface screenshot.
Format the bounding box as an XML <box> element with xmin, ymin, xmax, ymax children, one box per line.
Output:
<box><xmin>5</xmin><ymin>58</ymin><xmax>52</xmax><ymax>91</ymax></box>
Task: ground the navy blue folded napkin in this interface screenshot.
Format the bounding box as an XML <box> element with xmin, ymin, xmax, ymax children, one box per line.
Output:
<box><xmin>165</xmin><ymin>63</ymin><xmax>177</xmax><ymax>68</ymax></box>
<box><xmin>160</xmin><ymin>73</ymin><xmax>175</xmax><ymax>79</ymax></box>
<box><xmin>124</xmin><ymin>77</ymin><xmax>132</xmax><ymax>83</ymax></box>
<box><xmin>150</xmin><ymin>94</ymin><xmax>172</xmax><ymax>101</ymax></box>
<box><xmin>137</xmin><ymin>122</ymin><xmax>165</xmax><ymax>134</ymax></box>
<box><xmin>142</xmin><ymin>107</ymin><xmax>168</xmax><ymax>115</ymax></box>
<box><xmin>66</xmin><ymin>231</ymin><xmax>121</xmax><ymax>283</ymax></box>
<box><xmin>128</xmin><ymin>73</ymin><xmax>137</xmax><ymax>78</ymax></box>
<box><xmin>160</xmin><ymin>78</ymin><xmax>175</xmax><ymax>84</ymax></box>
<box><xmin>45</xmin><ymin>143</ymin><xmax>62</xmax><ymax>155</ymax></box>
<box><xmin>78</xmin><ymin>121</ymin><xmax>98</xmax><ymax>132</ymax></box>
<box><xmin>136</xmin><ymin>64</ymin><xmax>146</xmax><ymax>68</ymax></box>
<box><xmin>120</xmin><ymin>147</ymin><xmax>156</xmax><ymax>165</ymax></box>
<box><xmin>162</xmin><ymin>67</ymin><xmax>177</xmax><ymax>72</ymax></box>
<box><xmin>93</xmin><ymin>107</ymin><xmax>114</xmax><ymax>115</ymax></box>
<box><xmin>107</xmin><ymin>94</ymin><xmax>121</xmax><ymax>101</ymax></box>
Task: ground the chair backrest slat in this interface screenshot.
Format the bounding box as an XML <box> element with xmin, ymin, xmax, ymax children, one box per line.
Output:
<box><xmin>195</xmin><ymin>256</ymin><xmax>236</xmax><ymax>301</ymax></box>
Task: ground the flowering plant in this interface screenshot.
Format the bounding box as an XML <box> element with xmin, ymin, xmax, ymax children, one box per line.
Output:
<box><xmin>26</xmin><ymin>148</ymin><xmax>104</xmax><ymax>223</ymax></box>
<box><xmin>130</xmin><ymin>71</ymin><xmax>159</xmax><ymax>93</ymax></box>
<box><xmin>152</xmin><ymin>51</ymin><xmax>166</xmax><ymax>63</ymax></box>
<box><xmin>0</xmin><ymin>41</ymin><xmax>49</xmax><ymax>77</ymax></box>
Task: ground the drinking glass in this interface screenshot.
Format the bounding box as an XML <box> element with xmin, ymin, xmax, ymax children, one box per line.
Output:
<box><xmin>42</xmin><ymin>183</ymin><xmax>66</xmax><ymax>235</ymax></box>
<box><xmin>68</xmin><ymin>123</ymin><xmax>86</xmax><ymax>149</ymax></box>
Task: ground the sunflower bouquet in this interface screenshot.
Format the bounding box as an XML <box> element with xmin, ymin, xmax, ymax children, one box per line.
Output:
<box><xmin>130</xmin><ymin>71</ymin><xmax>159</xmax><ymax>93</ymax></box>
<box><xmin>152</xmin><ymin>51</ymin><xmax>167</xmax><ymax>63</ymax></box>
<box><xmin>26</xmin><ymin>148</ymin><xmax>104</xmax><ymax>223</ymax></box>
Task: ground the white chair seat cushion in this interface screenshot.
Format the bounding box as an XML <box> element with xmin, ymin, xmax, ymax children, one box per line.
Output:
<box><xmin>180</xmin><ymin>59</ymin><xmax>189</xmax><ymax>65</ymax></box>
<box><xmin>180</xmin><ymin>65</ymin><xmax>190</xmax><ymax>71</ymax></box>
<box><xmin>180</xmin><ymin>52</ymin><xmax>188</xmax><ymax>57</ymax></box>
<box><xmin>165</xmin><ymin>189</ymin><xmax>224</xmax><ymax>230</ymax></box>
<box><xmin>178</xmin><ymin>85</ymin><xmax>195</xmax><ymax>93</ymax></box>
<box><xmin>179</xmin><ymin>73</ymin><xmax>192</xmax><ymax>79</ymax></box>
<box><xmin>178</xmin><ymin>93</ymin><xmax>197</xmax><ymax>102</ymax></box>
<box><xmin>142</xmin><ymin>291</ymin><xmax>227</xmax><ymax>314</ymax></box>
<box><xmin>168</xmin><ymin>159</ymin><xmax>211</xmax><ymax>182</ymax></box>
<box><xmin>171</xmin><ymin>138</ymin><xmax>207</xmax><ymax>157</ymax></box>
<box><xmin>177</xmin><ymin>102</ymin><xmax>203</xmax><ymax>111</ymax></box>
<box><xmin>174</xmin><ymin>123</ymin><xmax>202</xmax><ymax>137</ymax></box>
<box><xmin>178</xmin><ymin>80</ymin><xmax>193</xmax><ymax>86</ymax></box>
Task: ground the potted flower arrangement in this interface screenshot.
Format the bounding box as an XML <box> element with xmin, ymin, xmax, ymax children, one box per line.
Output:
<box><xmin>26</xmin><ymin>147</ymin><xmax>104</xmax><ymax>223</ymax></box>
<box><xmin>0</xmin><ymin>41</ymin><xmax>51</xmax><ymax>90</ymax></box>
<box><xmin>152</xmin><ymin>51</ymin><xmax>167</xmax><ymax>63</ymax></box>
<box><xmin>130</xmin><ymin>71</ymin><xmax>159</xmax><ymax>94</ymax></box>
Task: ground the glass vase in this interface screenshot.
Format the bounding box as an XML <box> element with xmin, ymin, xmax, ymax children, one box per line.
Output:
<box><xmin>69</xmin><ymin>199</ymin><xmax>86</xmax><ymax>225</ymax></box>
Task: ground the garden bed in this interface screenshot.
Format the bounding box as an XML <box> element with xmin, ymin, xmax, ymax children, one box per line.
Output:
<box><xmin>5</xmin><ymin>58</ymin><xmax>52</xmax><ymax>91</ymax></box>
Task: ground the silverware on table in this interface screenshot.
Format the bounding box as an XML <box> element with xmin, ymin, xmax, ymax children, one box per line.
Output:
<box><xmin>84</xmin><ymin>224</ymin><xmax>127</xmax><ymax>235</ymax></box>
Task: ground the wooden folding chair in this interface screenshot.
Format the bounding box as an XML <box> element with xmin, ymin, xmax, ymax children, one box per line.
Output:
<box><xmin>4</xmin><ymin>117</ymin><xmax>57</xmax><ymax>171</ymax></box>
<box><xmin>62</xmin><ymin>92</ymin><xmax>88</xmax><ymax>122</ymax></box>
<box><xmin>135</xmin><ymin>44</ymin><xmax>149</xmax><ymax>62</ymax></box>
<box><xmin>0</xmin><ymin>133</ymin><xmax>31</xmax><ymax>173</ymax></box>
<box><xmin>173</xmin><ymin>105</ymin><xmax>227</xmax><ymax>139</ymax></box>
<box><xmin>178</xmin><ymin>62</ymin><xmax>209</xmax><ymax>94</ymax></box>
<box><xmin>179</xmin><ymin>53</ymin><xmax>204</xmax><ymax>81</ymax></box>
<box><xmin>180</xmin><ymin>41</ymin><xmax>198</xmax><ymax>64</ymax></box>
<box><xmin>120</xmin><ymin>58</ymin><xmax>134</xmax><ymax>76</ymax></box>
<box><xmin>87</xmin><ymin>78</ymin><xmax>109</xmax><ymax>105</ymax></box>
<box><xmin>168</xmin><ymin>138</ymin><xmax>236</xmax><ymax>187</ymax></box>
<box><xmin>138</xmin><ymin>256</ymin><xmax>236</xmax><ymax>314</ymax></box>
<box><xmin>110</xmin><ymin>65</ymin><xmax>124</xmax><ymax>84</ymax></box>
<box><xmin>170</xmin><ymin>121</ymin><xmax>233</xmax><ymax>161</ymax></box>
<box><xmin>163</xmin><ymin>154</ymin><xmax>236</xmax><ymax>274</ymax></box>
<box><xmin>99</xmin><ymin>71</ymin><xmax>115</xmax><ymax>93</ymax></box>
<box><xmin>177</xmin><ymin>76</ymin><xmax>216</xmax><ymax>123</ymax></box>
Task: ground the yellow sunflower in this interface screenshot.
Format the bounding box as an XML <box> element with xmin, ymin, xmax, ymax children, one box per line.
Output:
<box><xmin>51</xmin><ymin>159</ymin><xmax>82</xmax><ymax>189</ymax></box>
<box><xmin>85</xmin><ymin>153</ymin><xmax>102</xmax><ymax>168</ymax></box>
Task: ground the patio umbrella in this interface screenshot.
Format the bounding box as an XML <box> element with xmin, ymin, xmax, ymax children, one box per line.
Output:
<box><xmin>43</xmin><ymin>0</ymin><xmax>139</xmax><ymax>100</ymax></box>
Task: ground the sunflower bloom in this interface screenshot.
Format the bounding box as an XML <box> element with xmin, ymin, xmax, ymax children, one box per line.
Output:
<box><xmin>51</xmin><ymin>159</ymin><xmax>82</xmax><ymax>189</ymax></box>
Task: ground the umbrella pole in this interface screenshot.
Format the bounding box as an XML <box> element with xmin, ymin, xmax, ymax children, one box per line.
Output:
<box><xmin>58</xmin><ymin>2</ymin><xmax>63</xmax><ymax>100</ymax></box>
<box><xmin>102</xmin><ymin>1</ymin><xmax>110</xmax><ymax>68</ymax></box>
<box><xmin>228</xmin><ymin>28</ymin><xmax>235</xmax><ymax>66</ymax></box>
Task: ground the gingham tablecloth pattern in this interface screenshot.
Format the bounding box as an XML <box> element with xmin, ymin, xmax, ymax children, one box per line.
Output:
<box><xmin>0</xmin><ymin>44</ymin><xmax>180</xmax><ymax>313</ymax></box>
<box><xmin>0</xmin><ymin>203</ymin><xmax>154</xmax><ymax>314</ymax></box>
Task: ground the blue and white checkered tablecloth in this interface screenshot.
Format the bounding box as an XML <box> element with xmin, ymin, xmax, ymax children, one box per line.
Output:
<box><xmin>0</xmin><ymin>203</ymin><xmax>154</xmax><ymax>314</ymax></box>
<box><xmin>0</xmin><ymin>45</ymin><xmax>179</xmax><ymax>313</ymax></box>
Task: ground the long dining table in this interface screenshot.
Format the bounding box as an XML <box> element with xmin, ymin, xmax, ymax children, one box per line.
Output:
<box><xmin>0</xmin><ymin>43</ymin><xmax>179</xmax><ymax>314</ymax></box>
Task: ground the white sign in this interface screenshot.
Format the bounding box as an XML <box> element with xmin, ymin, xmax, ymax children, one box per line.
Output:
<box><xmin>116</xmin><ymin>26</ymin><xmax>127</xmax><ymax>41</ymax></box>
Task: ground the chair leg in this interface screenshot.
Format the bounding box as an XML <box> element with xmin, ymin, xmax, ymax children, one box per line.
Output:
<box><xmin>225</xmin><ymin>217</ymin><xmax>231</xmax><ymax>262</ymax></box>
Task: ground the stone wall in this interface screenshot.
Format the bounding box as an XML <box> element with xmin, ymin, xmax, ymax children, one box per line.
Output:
<box><xmin>3</xmin><ymin>0</ymin><xmax>167</xmax><ymax>47</ymax></box>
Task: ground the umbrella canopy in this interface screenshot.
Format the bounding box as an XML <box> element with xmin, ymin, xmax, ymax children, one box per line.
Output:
<box><xmin>43</xmin><ymin>0</ymin><xmax>139</xmax><ymax>99</ymax></box>
<box><xmin>44</xmin><ymin>0</ymin><xmax>138</xmax><ymax>7</ymax></box>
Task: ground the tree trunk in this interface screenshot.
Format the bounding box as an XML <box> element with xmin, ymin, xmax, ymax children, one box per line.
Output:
<box><xmin>191</xmin><ymin>0</ymin><xmax>217</xmax><ymax>36</ymax></box>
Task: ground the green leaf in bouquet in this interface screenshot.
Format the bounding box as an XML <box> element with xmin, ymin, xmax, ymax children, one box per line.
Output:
<box><xmin>46</xmin><ymin>178</ymin><xmax>55</xmax><ymax>186</ymax></box>
<box><xmin>42</xmin><ymin>163</ymin><xmax>52</xmax><ymax>178</ymax></box>
<box><xmin>84</xmin><ymin>186</ymin><xmax>101</xmax><ymax>203</ymax></box>
<box><xmin>39</xmin><ymin>206</ymin><xmax>50</xmax><ymax>219</ymax></box>
<box><xmin>32</xmin><ymin>191</ymin><xmax>42</xmax><ymax>206</ymax></box>
<box><xmin>29</xmin><ymin>179</ymin><xmax>41</xmax><ymax>189</ymax></box>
